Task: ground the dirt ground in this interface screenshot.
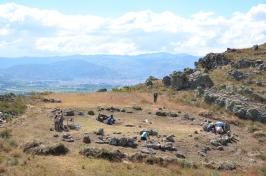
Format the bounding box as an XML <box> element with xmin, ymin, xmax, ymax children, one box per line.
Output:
<box><xmin>2</xmin><ymin>92</ymin><xmax>266</xmax><ymax>176</ymax></box>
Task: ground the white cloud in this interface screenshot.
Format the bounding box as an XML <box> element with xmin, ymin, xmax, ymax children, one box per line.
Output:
<box><xmin>0</xmin><ymin>2</ymin><xmax>266</xmax><ymax>57</ymax></box>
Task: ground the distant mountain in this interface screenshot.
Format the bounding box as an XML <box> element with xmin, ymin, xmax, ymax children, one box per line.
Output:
<box><xmin>0</xmin><ymin>53</ymin><xmax>198</xmax><ymax>83</ymax></box>
<box><xmin>1</xmin><ymin>59</ymin><xmax>120</xmax><ymax>81</ymax></box>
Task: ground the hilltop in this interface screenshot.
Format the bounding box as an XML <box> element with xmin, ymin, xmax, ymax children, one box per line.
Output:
<box><xmin>0</xmin><ymin>44</ymin><xmax>265</xmax><ymax>176</ymax></box>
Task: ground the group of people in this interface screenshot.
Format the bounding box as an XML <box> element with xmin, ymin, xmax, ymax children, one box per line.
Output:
<box><xmin>97</xmin><ymin>114</ymin><xmax>115</xmax><ymax>125</ymax></box>
<box><xmin>204</xmin><ymin>121</ymin><xmax>230</xmax><ymax>134</ymax></box>
<box><xmin>54</xmin><ymin>110</ymin><xmax>64</xmax><ymax>131</ymax></box>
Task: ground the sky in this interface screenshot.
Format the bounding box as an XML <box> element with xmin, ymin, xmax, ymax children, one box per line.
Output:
<box><xmin>0</xmin><ymin>0</ymin><xmax>266</xmax><ymax>57</ymax></box>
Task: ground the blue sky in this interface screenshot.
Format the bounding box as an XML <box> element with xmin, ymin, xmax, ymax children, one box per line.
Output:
<box><xmin>0</xmin><ymin>1</ymin><xmax>266</xmax><ymax>57</ymax></box>
<box><xmin>0</xmin><ymin>0</ymin><xmax>265</xmax><ymax>17</ymax></box>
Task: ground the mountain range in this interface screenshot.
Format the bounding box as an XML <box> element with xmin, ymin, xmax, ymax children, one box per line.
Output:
<box><xmin>0</xmin><ymin>53</ymin><xmax>198</xmax><ymax>92</ymax></box>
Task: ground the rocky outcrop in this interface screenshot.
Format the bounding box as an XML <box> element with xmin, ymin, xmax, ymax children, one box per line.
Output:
<box><xmin>22</xmin><ymin>141</ymin><xmax>68</xmax><ymax>155</ymax></box>
<box><xmin>145</xmin><ymin>76</ymin><xmax>158</xmax><ymax>86</ymax></box>
<box><xmin>162</xmin><ymin>76</ymin><xmax>171</xmax><ymax>87</ymax></box>
<box><xmin>231</xmin><ymin>59</ymin><xmax>264</xmax><ymax>69</ymax></box>
<box><xmin>195</xmin><ymin>53</ymin><xmax>230</xmax><ymax>71</ymax></box>
<box><xmin>108</xmin><ymin>137</ymin><xmax>138</xmax><ymax>148</ymax></box>
<box><xmin>228</xmin><ymin>69</ymin><xmax>248</xmax><ymax>81</ymax></box>
<box><xmin>202</xmin><ymin>88</ymin><xmax>266</xmax><ymax>123</ymax></box>
<box><xmin>80</xmin><ymin>147</ymin><xmax>126</xmax><ymax>161</ymax></box>
<box><xmin>165</xmin><ymin>70</ymin><xmax>213</xmax><ymax>91</ymax></box>
<box><xmin>188</xmin><ymin>72</ymin><xmax>214</xmax><ymax>89</ymax></box>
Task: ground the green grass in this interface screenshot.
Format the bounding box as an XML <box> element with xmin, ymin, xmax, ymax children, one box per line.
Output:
<box><xmin>0</xmin><ymin>95</ymin><xmax>27</xmax><ymax>115</ymax></box>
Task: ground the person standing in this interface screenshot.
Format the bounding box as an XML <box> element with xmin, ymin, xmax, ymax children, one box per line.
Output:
<box><xmin>153</xmin><ymin>92</ymin><xmax>158</xmax><ymax>103</ymax></box>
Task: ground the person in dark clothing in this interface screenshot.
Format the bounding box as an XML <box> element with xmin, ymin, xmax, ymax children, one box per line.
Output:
<box><xmin>153</xmin><ymin>92</ymin><xmax>158</xmax><ymax>103</ymax></box>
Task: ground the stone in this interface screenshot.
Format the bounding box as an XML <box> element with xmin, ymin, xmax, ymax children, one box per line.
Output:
<box><xmin>140</xmin><ymin>148</ymin><xmax>156</xmax><ymax>155</ymax></box>
<box><xmin>253</xmin><ymin>44</ymin><xmax>259</xmax><ymax>51</ymax></box>
<box><xmin>108</xmin><ymin>137</ymin><xmax>138</xmax><ymax>148</ymax></box>
<box><xmin>165</xmin><ymin>135</ymin><xmax>175</xmax><ymax>142</ymax></box>
<box><xmin>80</xmin><ymin>147</ymin><xmax>126</xmax><ymax>161</ymax></box>
<box><xmin>155</xmin><ymin>111</ymin><xmax>167</xmax><ymax>117</ymax></box>
<box><xmin>132</xmin><ymin>106</ymin><xmax>142</xmax><ymax>111</ymax></box>
<box><xmin>87</xmin><ymin>110</ymin><xmax>95</xmax><ymax>115</ymax></box>
<box><xmin>62</xmin><ymin>133</ymin><xmax>74</xmax><ymax>142</ymax></box>
<box><xmin>96</xmin><ymin>128</ymin><xmax>104</xmax><ymax>136</ymax></box>
<box><xmin>228</xmin><ymin>69</ymin><xmax>248</xmax><ymax>81</ymax></box>
<box><xmin>83</xmin><ymin>133</ymin><xmax>91</xmax><ymax>144</ymax></box>
<box><xmin>22</xmin><ymin>141</ymin><xmax>68</xmax><ymax>156</ymax></box>
<box><xmin>189</xmin><ymin>72</ymin><xmax>214</xmax><ymax>89</ymax></box>
<box><xmin>176</xmin><ymin>151</ymin><xmax>186</xmax><ymax>159</ymax></box>
<box><xmin>64</xmin><ymin>110</ymin><xmax>75</xmax><ymax>116</ymax></box>
<box><xmin>218</xmin><ymin>161</ymin><xmax>236</xmax><ymax>170</ymax></box>
<box><xmin>196</xmin><ymin>53</ymin><xmax>230</xmax><ymax>70</ymax></box>
<box><xmin>162</xmin><ymin>76</ymin><xmax>171</xmax><ymax>87</ymax></box>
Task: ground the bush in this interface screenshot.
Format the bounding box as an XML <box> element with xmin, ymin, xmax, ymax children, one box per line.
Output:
<box><xmin>0</xmin><ymin>129</ymin><xmax>12</xmax><ymax>139</ymax></box>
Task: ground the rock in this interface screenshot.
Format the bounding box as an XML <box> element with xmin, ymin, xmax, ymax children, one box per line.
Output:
<box><xmin>231</xmin><ymin>59</ymin><xmax>256</xmax><ymax>69</ymax></box>
<box><xmin>168</xmin><ymin>112</ymin><xmax>178</xmax><ymax>117</ymax></box>
<box><xmin>228</xmin><ymin>69</ymin><xmax>248</xmax><ymax>81</ymax></box>
<box><xmin>198</xmin><ymin>151</ymin><xmax>207</xmax><ymax>157</ymax></box>
<box><xmin>22</xmin><ymin>141</ymin><xmax>68</xmax><ymax>156</ymax></box>
<box><xmin>217</xmin><ymin>146</ymin><xmax>224</xmax><ymax>151</ymax></box>
<box><xmin>155</xmin><ymin>111</ymin><xmax>167</xmax><ymax>117</ymax></box>
<box><xmin>64</xmin><ymin>110</ymin><xmax>75</xmax><ymax>116</ymax></box>
<box><xmin>253</xmin><ymin>44</ymin><xmax>259</xmax><ymax>51</ymax></box>
<box><xmin>165</xmin><ymin>135</ymin><xmax>175</xmax><ymax>142</ymax></box>
<box><xmin>196</xmin><ymin>53</ymin><xmax>230</xmax><ymax>70</ymax></box>
<box><xmin>140</xmin><ymin>148</ymin><xmax>156</xmax><ymax>155</ymax></box>
<box><xmin>162</xmin><ymin>76</ymin><xmax>171</xmax><ymax>87</ymax></box>
<box><xmin>80</xmin><ymin>147</ymin><xmax>126</xmax><ymax>161</ymax></box>
<box><xmin>43</xmin><ymin>98</ymin><xmax>62</xmax><ymax>103</ymax></box>
<box><xmin>78</xmin><ymin>112</ymin><xmax>84</xmax><ymax>116</ymax></box>
<box><xmin>170</xmin><ymin>71</ymin><xmax>189</xmax><ymax>90</ymax></box>
<box><xmin>147</xmin><ymin>142</ymin><xmax>176</xmax><ymax>151</ymax></box>
<box><xmin>176</xmin><ymin>151</ymin><xmax>186</xmax><ymax>159</ymax></box>
<box><xmin>96</xmin><ymin>128</ymin><xmax>104</xmax><ymax>136</ymax></box>
<box><xmin>227</xmin><ymin>48</ymin><xmax>237</xmax><ymax>52</ymax></box>
<box><xmin>132</xmin><ymin>106</ymin><xmax>142</xmax><ymax>111</ymax></box>
<box><xmin>108</xmin><ymin>137</ymin><xmax>138</xmax><ymax>148</ymax></box>
<box><xmin>145</xmin><ymin>76</ymin><xmax>158</xmax><ymax>86</ymax></box>
<box><xmin>218</xmin><ymin>161</ymin><xmax>236</xmax><ymax>170</ymax></box>
<box><xmin>182</xmin><ymin>114</ymin><xmax>195</xmax><ymax>121</ymax></box>
<box><xmin>83</xmin><ymin>133</ymin><xmax>91</xmax><ymax>144</ymax></box>
<box><xmin>87</xmin><ymin>110</ymin><xmax>95</xmax><ymax>115</ymax></box>
<box><xmin>62</xmin><ymin>133</ymin><xmax>74</xmax><ymax>142</ymax></box>
<box><xmin>97</xmin><ymin>88</ymin><xmax>107</xmax><ymax>92</ymax></box>
<box><xmin>188</xmin><ymin>72</ymin><xmax>214</xmax><ymax>89</ymax></box>
<box><xmin>210</xmin><ymin>135</ymin><xmax>232</xmax><ymax>146</ymax></box>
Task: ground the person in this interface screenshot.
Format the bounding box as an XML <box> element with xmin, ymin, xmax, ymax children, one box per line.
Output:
<box><xmin>214</xmin><ymin>121</ymin><xmax>225</xmax><ymax>134</ymax></box>
<box><xmin>54</xmin><ymin>115</ymin><xmax>60</xmax><ymax>131</ymax></box>
<box><xmin>206</xmin><ymin>122</ymin><xmax>215</xmax><ymax>132</ymax></box>
<box><xmin>153</xmin><ymin>92</ymin><xmax>158</xmax><ymax>103</ymax></box>
<box><xmin>140</xmin><ymin>131</ymin><xmax>149</xmax><ymax>140</ymax></box>
<box><xmin>105</xmin><ymin>115</ymin><xmax>115</xmax><ymax>125</ymax></box>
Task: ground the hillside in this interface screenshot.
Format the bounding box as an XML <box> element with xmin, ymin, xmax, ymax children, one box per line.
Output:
<box><xmin>0</xmin><ymin>44</ymin><xmax>265</xmax><ymax>176</ymax></box>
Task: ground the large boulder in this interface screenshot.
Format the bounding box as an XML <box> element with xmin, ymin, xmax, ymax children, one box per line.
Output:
<box><xmin>83</xmin><ymin>133</ymin><xmax>91</xmax><ymax>144</ymax></box>
<box><xmin>22</xmin><ymin>141</ymin><xmax>68</xmax><ymax>155</ymax></box>
<box><xmin>145</xmin><ymin>76</ymin><xmax>158</xmax><ymax>87</ymax></box>
<box><xmin>231</xmin><ymin>59</ymin><xmax>256</xmax><ymax>69</ymax></box>
<box><xmin>108</xmin><ymin>137</ymin><xmax>138</xmax><ymax>148</ymax></box>
<box><xmin>196</xmin><ymin>53</ymin><xmax>230</xmax><ymax>70</ymax></box>
<box><xmin>228</xmin><ymin>69</ymin><xmax>248</xmax><ymax>81</ymax></box>
<box><xmin>80</xmin><ymin>147</ymin><xmax>126</xmax><ymax>161</ymax></box>
<box><xmin>162</xmin><ymin>76</ymin><xmax>171</xmax><ymax>87</ymax></box>
<box><xmin>170</xmin><ymin>71</ymin><xmax>189</xmax><ymax>90</ymax></box>
<box><xmin>189</xmin><ymin>72</ymin><xmax>214</xmax><ymax>89</ymax></box>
